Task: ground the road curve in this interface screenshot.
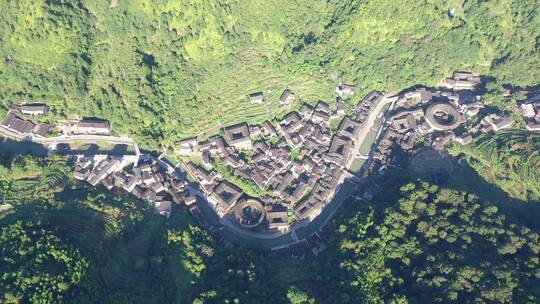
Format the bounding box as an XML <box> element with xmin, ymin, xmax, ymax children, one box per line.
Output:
<box><xmin>191</xmin><ymin>95</ymin><xmax>397</xmax><ymax>248</ymax></box>
<box><xmin>0</xmin><ymin>95</ymin><xmax>395</xmax><ymax>249</ymax></box>
<box><xmin>0</xmin><ymin>126</ymin><xmax>136</xmax><ymax>148</ymax></box>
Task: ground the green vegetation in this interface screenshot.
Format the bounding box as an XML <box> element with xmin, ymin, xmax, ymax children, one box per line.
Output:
<box><xmin>0</xmin><ymin>154</ymin><xmax>205</xmax><ymax>303</ymax></box>
<box><xmin>1</xmin><ymin>1</ymin><xmax>540</xmax><ymax>302</ymax></box>
<box><xmin>1</xmin><ymin>220</ymin><xmax>91</xmax><ymax>304</ymax></box>
<box><xmin>1</xmin><ymin>1</ymin><xmax>538</xmax><ymax>148</ymax></box>
<box><xmin>331</xmin><ymin>181</ymin><xmax>540</xmax><ymax>303</ymax></box>
<box><xmin>3</xmin><ymin>150</ymin><xmax>540</xmax><ymax>303</ymax></box>
<box><xmin>449</xmin><ymin>130</ymin><xmax>540</xmax><ymax>202</ymax></box>
<box><xmin>213</xmin><ymin>159</ymin><xmax>271</xmax><ymax>197</ymax></box>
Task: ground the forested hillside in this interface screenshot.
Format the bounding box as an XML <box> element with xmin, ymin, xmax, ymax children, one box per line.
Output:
<box><xmin>0</xmin><ymin>155</ymin><xmax>198</xmax><ymax>303</ymax></box>
<box><xmin>1</xmin><ymin>0</ymin><xmax>538</xmax><ymax>146</ymax></box>
<box><xmin>332</xmin><ymin>181</ymin><xmax>540</xmax><ymax>303</ymax></box>
<box><xmin>2</xmin><ymin>154</ymin><xmax>540</xmax><ymax>303</ymax></box>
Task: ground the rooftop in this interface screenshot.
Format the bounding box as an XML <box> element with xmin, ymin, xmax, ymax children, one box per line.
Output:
<box><xmin>224</xmin><ymin>123</ymin><xmax>251</xmax><ymax>146</ymax></box>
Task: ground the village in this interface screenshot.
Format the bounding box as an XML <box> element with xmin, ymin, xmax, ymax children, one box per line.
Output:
<box><xmin>180</xmin><ymin>88</ymin><xmax>381</xmax><ymax>233</ymax></box>
<box><xmin>2</xmin><ymin>72</ymin><xmax>540</xmax><ymax>251</ymax></box>
<box><xmin>368</xmin><ymin>72</ymin><xmax>518</xmax><ymax>177</ymax></box>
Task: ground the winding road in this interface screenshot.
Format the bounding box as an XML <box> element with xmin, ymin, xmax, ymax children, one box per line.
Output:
<box><xmin>188</xmin><ymin>94</ymin><xmax>397</xmax><ymax>248</ymax></box>
<box><xmin>0</xmin><ymin>126</ymin><xmax>140</xmax><ymax>155</ymax></box>
<box><xmin>0</xmin><ymin>94</ymin><xmax>396</xmax><ymax>249</ymax></box>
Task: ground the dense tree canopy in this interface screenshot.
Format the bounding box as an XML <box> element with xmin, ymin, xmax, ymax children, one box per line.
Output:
<box><xmin>0</xmin><ymin>221</ymin><xmax>91</xmax><ymax>304</ymax></box>
<box><xmin>334</xmin><ymin>181</ymin><xmax>540</xmax><ymax>303</ymax></box>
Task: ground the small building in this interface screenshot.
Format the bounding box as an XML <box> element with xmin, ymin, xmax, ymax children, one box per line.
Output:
<box><xmin>431</xmin><ymin>131</ymin><xmax>456</xmax><ymax>150</ymax></box>
<box><xmin>328</xmin><ymin>136</ymin><xmax>353</xmax><ymax>165</ymax></box>
<box><xmin>280</xmin><ymin>112</ymin><xmax>302</xmax><ymax>133</ymax></box>
<box><xmin>187</xmin><ymin>163</ymin><xmax>217</xmax><ymax>186</ymax></box>
<box><xmin>20</xmin><ymin>104</ymin><xmax>48</xmax><ymax>116</ymax></box>
<box><xmin>294</xmin><ymin>193</ymin><xmax>325</xmax><ymax>220</ymax></box>
<box><xmin>403</xmin><ymin>87</ymin><xmax>433</xmax><ymax>104</ymax></box>
<box><xmin>266</xmin><ymin>204</ymin><xmax>289</xmax><ymax>231</ymax></box>
<box><xmin>299</xmin><ymin>103</ymin><xmax>314</xmax><ymax>119</ymax></box>
<box><xmin>520</xmin><ymin>103</ymin><xmax>536</xmax><ymax>118</ymax></box>
<box><xmin>154</xmin><ymin>201</ymin><xmax>172</xmax><ymax>219</ymax></box>
<box><xmin>33</xmin><ymin>123</ymin><xmax>51</xmax><ymax>137</ymax></box>
<box><xmin>249</xmin><ymin>92</ymin><xmax>264</xmax><ymax>104</ymax></box>
<box><xmin>201</xmin><ymin>150</ymin><xmax>211</xmax><ymax>165</ymax></box>
<box><xmin>336</xmin><ymin>83</ymin><xmax>356</xmax><ymax>96</ymax></box>
<box><xmin>391</xmin><ymin>113</ymin><xmax>418</xmax><ymax>134</ymax></box>
<box><xmin>455</xmin><ymin>134</ymin><xmax>473</xmax><ymax>145</ymax></box>
<box><xmin>1</xmin><ymin>113</ymin><xmax>35</xmax><ymax>134</ymax></box>
<box><xmin>74</xmin><ymin>120</ymin><xmax>111</xmax><ymax>135</ymax></box>
<box><xmin>440</xmin><ymin>72</ymin><xmax>481</xmax><ymax>91</ymax></box>
<box><xmin>525</xmin><ymin>119</ymin><xmax>540</xmax><ymax>131</ymax></box>
<box><xmin>261</xmin><ymin>120</ymin><xmax>277</xmax><ymax>137</ymax></box>
<box><xmin>311</xmin><ymin>110</ymin><xmax>330</xmax><ymax>127</ymax></box>
<box><xmin>183</xmin><ymin>189</ymin><xmax>197</xmax><ymax>207</ymax></box>
<box><xmin>123</xmin><ymin>174</ymin><xmax>141</xmax><ymax>192</ymax></box>
<box><xmin>314</xmin><ymin>101</ymin><xmax>330</xmax><ymax>114</ymax></box>
<box><xmin>338</xmin><ymin>117</ymin><xmax>361</xmax><ymax>139</ymax></box>
<box><xmin>279</xmin><ymin>89</ymin><xmax>296</xmax><ymax>107</ymax></box>
<box><xmin>483</xmin><ymin>113</ymin><xmax>515</xmax><ymax>131</ymax></box>
<box><xmin>518</xmin><ymin>100</ymin><xmax>540</xmax><ymax>132</ymax></box>
<box><xmin>453</xmin><ymin>71</ymin><xmax>481</xmax><ymax>83</ymax></box>
<box><xmin>335</xmin><ymin>98</ymin><xmax>346</xmax><ymax>115</ymax></box>
<box><xmin>249</xmin><ymin>125</ymin><xmax>262</xmax><ymax>138</ymax></box>
<box><xmin>178</xmin><ymin>137</ymin><xmax>198</xmax><ymax>156</ymax></box>
<box><xmin>212</xmin><ymin>181</ymin><xmax>243</xmax><ymax>213</ymax></box>
<box><xmin>224</xmin><ymin>123</ymin><xmax>252</xmax><ymax>150</ymax></box>
<box><xmin>87</xmin><ymin>158</ymin><xmax>122</xmax><ymax>186</ymax></box>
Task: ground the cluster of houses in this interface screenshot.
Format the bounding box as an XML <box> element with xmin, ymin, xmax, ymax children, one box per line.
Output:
<box><xmin>370</xmin><ymin>72</ymin><xmax>515</xmax><ymax>174</ymax></box>
<box><xmin>1</xmin><ymin>103</ymin><xmax>115</xmax><ymax>138</ymax></box>
<box><xmin>10</xmin><ymin>72</ymin><xmax>537</xmax><ymax>252</ymax></box>
<box><xmin>518</xmin><ymin>94</ymin><xmax>540</xmax><ymax>131</ymax></box>
<box><xmin>74</xmin><ymin>155</ymin><xmax>197</xmax><ymax>219</ymax></box>
<box><xmin>180</xmin><ymin>89</ymin><xmax>379</xmax><ymax>232</ymax></box>
<box><xmin>1</xmin><ymin>104</ymin><xmax>51</xmax><ymax>137</ymax></box>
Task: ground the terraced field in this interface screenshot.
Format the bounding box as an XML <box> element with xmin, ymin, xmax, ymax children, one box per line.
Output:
<box><xmin>181</xmin><ymin>62</ymin><xmax>343</xmax><ymax>140</ymax></box>
<box><xmin>450</xmin><ymin>130</ymin><xmax>540</xmax><ymax>202</ymax></box>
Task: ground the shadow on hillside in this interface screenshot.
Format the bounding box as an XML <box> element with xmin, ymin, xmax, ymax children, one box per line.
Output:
<box><xmin>67</xmin><ymin>143</ymin><xmax>133</xmax><ymax>156</ymax></box>
<box><xmin>0</xmin><ymin>195</ymin><xmax>188</xmax><ymax>302</ymax></box>
<box><xmin>411</xmin><ymin>157</ymin><xmax>540</xmax><ymax>230</ymax></box>
<box><xmin>0</xmin><ymin>137</ymin><xmax>48</xmax><ymax>156</ymax></box>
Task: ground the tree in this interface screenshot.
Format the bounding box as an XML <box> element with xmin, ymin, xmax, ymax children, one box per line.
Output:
<box><xmin>287</xmin><ymin>286</ymin><xmax>315</xmax><ymax>304</ymax></box>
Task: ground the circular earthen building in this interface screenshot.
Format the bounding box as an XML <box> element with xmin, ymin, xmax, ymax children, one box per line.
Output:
<box><xmin>424</xmin><ymin>102</ymin><xmax>463</xmax><ymax>131</ymax></box>
<box><xmin>233</xmin><ymin>198</ymin><xmax>266</xmax><ymax>228</ymax></box>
